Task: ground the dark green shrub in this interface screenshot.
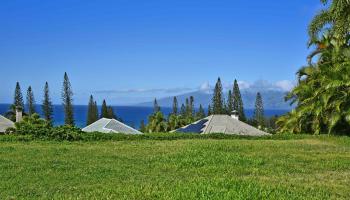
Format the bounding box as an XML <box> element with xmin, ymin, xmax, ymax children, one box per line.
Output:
<box><xmin>49</xmin><ymin>125</ymin><xmax>83</xmax><ymax>141</ymax></box>
<box><xmin>14</xmin><ymin>114</ymin><xmax>51</xmax><ymax>137</ymax></box>
<box><xmin>11</xmin><ymin>114</ymin><xmax>83</xmax><ymax>141</ymax></box>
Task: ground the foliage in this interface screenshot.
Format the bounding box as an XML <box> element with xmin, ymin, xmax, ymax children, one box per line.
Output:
<box><xmin>167</xmin><ymin>114</ymin><xmax>184</xmax><ymax>131</ymax></box>
<box><xmin>13</xmin><ymin>113</ymin><xmax>50</xmax><ymax>137</ymax></box>
<box><xmin>153</xmin><ymin>98</ymin><xmax>160</xmax><ymax>113</ymax></box>
<box><xmin>189</xmin><ymin>96</ymin><xmax>194</xmax><ymax>117</ymax></box>
<box><xmin>226</xmin><ymin>90</ymin><xmax>234</xmax><ymax>114</ymax></box>
<box><xmin>8</xmin><ymin>113</ymin><xmax>83</xmax><ymax>141</ymax></box>
<box><xmin>87</xmin><ymin>95</ymin><xmax>98</xmax><ymax>125</ymax></box>
<box><xmin>196</xmin><ymin>104</ymin><xmax>206</xmax><ymax>120</ymax></box>
<box><xmin>107</xmin><ymin>106</ymin><xmax>116</xmax><ymax>119</ymax></box>
<box><xmin>48</xmin><ymin>125</ymin><xmax>82</xmax><ymax>141</ymax></box>
<box><xmin>278</xmin><ymin>0</ymin><xmax>350</xmax><ymax>135</ymax></box>
<box><xmin>6</xmin><ymin>82</ymin><xmax>26</xmax><ymax>122</ymax></box>
<box><xmin>233</xmin><ymin>79</ymin><xmax>246</xmax><ymax>121</ymax></box>
<box><xmin>309</xmin><ymin>0</ymin><xmax>350</xmax><ymax>44</ymax></box>
<box><xmin>146</xmin><ymin>111</ymin><xmax>167</xmax><ymax>133</ymax></box>
<box><xmin>61</xmin><ymin>72</ymin><xmax>74</xmax><ymax>126</ymax></box>
<box><xmin>172</xmin><ymin>96</ymin><xmax>178</xmax><ymax>115</ymax></box>
<box><xmin>212</xmin><ymin>77</ymin><xmax>225</xmax><ymax>114</ymax></box>
<box><xmin>42</xmin><ymin>82</ymin><xmax>54</xmax><ymax>125</ymax></box>
<box><xmin>253</xmin><ymin>92</ymin><xmax>265</xmax><ymax>128</ymax></box>
<box><xmin>13</xmin><ymin>82</ymin><xmax>24</xmax><ymax>111</ymax></box>
<box><xmin>180</xmin><ymin>103</ymin><xmax>186</xmax><ymax>116</ymax></box>
<box><xmin>207</xmin><ymin>104</ymin><xmax>212</xmax><ymax>116</ymax></box>
<box><xmin>100</xmin><ymin>99</ymin><xmax>109</xmax><ymax>118</ymax></box>
<box><xmin>26</xmin><ymin>86</ymin><xmax>36</xmax><ymax>115</ymax></box>
<box><xmin>278</xmin><ymin>34</ymin><xmax>350</xmax><ymax>134</ymax></box>
<box><xmin>139</xmin><ymin>120</ymin><xmax>146</xmax><ymax>132</ymax></box>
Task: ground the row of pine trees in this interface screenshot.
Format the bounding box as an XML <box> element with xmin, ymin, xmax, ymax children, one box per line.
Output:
<box><xmin>143</xmin><ymin>77</ymin><xmax>267</xmax><ymax>133</ymax></box>
<box><xmin>209</xmin><ymin>77</ymin><xmax>265</xmax><ymax>127</ymax></box>
<box><xmin>7</xmin><ymin>73</ymin><xmax>268</xmax><ymax>132</ymax></box>
<box><xmin>7</xmin><ymin>73</ymin><xmax>73</xmax><ymax>126</ymax></box>
<box><xmin>86</xmin><ymin>96</ymin><xmax>117</xmax><ymax>125</ymax></box>
<box><xmin>8</xmin><ymin>72</ymin><xmax>119</xmax><ymax>127</ymax></box>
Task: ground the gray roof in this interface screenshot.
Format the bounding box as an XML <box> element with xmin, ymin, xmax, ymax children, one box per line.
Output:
<box><xmin>0</xmin><ymin>115</ymin><xmax>15</xmax><ymax>133</ymax></box>
<box><xmin>174</xmin><ymin>115</ymin><xmax>270</xmax><ymax>136</ymax></box>
<box><xmin>82</xmin><ymin>118</ymin><xmax>142</xmax><ymax>134</ymax></box>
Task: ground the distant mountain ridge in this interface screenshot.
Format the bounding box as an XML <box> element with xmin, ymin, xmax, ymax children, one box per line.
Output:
<box><xmin>137</xmin><ymin>89</ymin><xmax>293</xmax><ymax>110</ymax></box>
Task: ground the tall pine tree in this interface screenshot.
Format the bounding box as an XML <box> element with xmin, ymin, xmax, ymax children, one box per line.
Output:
<box><xmin>189</xmin><ymin>96</ymin><xmax>194</xmax><ymax>117</ymax></box>
<box><xmin>87</xmin><ymin>95</ymin><xmax>98</xmax><ymax>125</ymax></box>
<box><xmin>100</xmin><ymin>99</ymin><xmax>109</xmax><ymax>118</ymax></box>
<box><xmin>226</xmin><ymin>90</ymin><xmax>233</xmax><ymax>114</ymax></box>
<box><xmin>13</xmin><ymin>82</ymin><xmax>24</xmax><ymax>110</ymax></box>
<box><xmin>185</xmin><ymin>98</ymin><xmax>190</xmax><ymax>117</ymax></box>
<box><xmin>233</xmin><ymin>79</ymin><xmax>246</xmax><ymax>121</ymax></box>
<box><xmin>26</xmin><ymin>86</ymin><xmax>36</xmax><ymax>115</ymax></box>
<box><xmin>93</xmin><ymin>101</ymin><xmax>98</xmax><ymax>120</ymax></box>
<box><xmin>6</xmin><ymin>82</ymin><xmax>25</xmax><ymax>121</ymax></box>
<box><xmin>253</xmin><ymin>92</ymin><xmax>264</xmax><ymax>127</ymax></box>
<box><xmin>212</xmin><ymin>77</ymin><xmax>224</xmax><ymax>114</ymax></box>
<box><xmin>180</xmin><ymin>103</ymin><xmax>186</xmax><ymax>116</ymax></box>
<box><xmin>140</xmin><ymin>120</ymin><xmax>146</xmax><ymax>132</ymax></box>
<box><xmin>172</xmin><ymin>96</ymin><xmax>178</xmax><ymax>115</ymax></box>
<box><xmin>153</xmin><ymin>98</ymin><xmax>160</xmax><ymax>113</ymax></box>
<box><xmin>62</xmin><ymin>72</ymin><xmax>74</xmax><ymax>126</ymax></box>
<box><xmin>196</xmin><ymin>104</ymin><xmax>206</xmax><ymax>119</ymax></box>
<box><xmin>207</xmin><ymin>104</ymin><xmax>212</xmax><ymax>116</ymax></box>
<box><xmin>42</xmin><ymin>82</ymin><xmax>53</xmax><ymax>124</ymax></box>
<box><xmin>107</xmin><ymin>106</ymin><xmax>116</xmax><ymax>119</ymax></box>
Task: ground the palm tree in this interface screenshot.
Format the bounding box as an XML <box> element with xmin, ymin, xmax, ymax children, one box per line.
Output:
<box><xmin>277</xmin><ymin>0</ymin><xmax>350</xmax><ymax>135</ymax></box>
<box><xmin>278</xmin><ymin>33</ymin><xmax>350</xmax><ymax>134</ymax></box>
<box><xmin>308</xmin><ymin>0</ymin><xmax>350</xmax><ymax>44</ymax></box>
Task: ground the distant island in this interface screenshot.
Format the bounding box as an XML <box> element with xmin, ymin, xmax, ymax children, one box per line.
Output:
<box><xmin>138</xmin><ymin>89</ymin><xmax>293</xmax><ymax>110</ymax></box>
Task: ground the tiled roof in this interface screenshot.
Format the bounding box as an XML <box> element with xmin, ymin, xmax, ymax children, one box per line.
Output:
<box><xmin>0</xmin><ymin>115</ymin><xmax>15</xmax><ymax>133</ymax></box>
<box><xmin>175</xmin><ymin>115</ymin><xmax>270</xmax><ymax>136</ymax></box>
<box><xmin>82</xmin><ymin>118</ymin><xmax>142</xmax><ymax>134</ymax></box>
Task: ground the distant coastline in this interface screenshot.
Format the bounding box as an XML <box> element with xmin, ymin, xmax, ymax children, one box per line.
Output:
<box><xmin>0</xmin><ymin>104</ymin><xmax>289</xmax><ymax>129</ymax></box>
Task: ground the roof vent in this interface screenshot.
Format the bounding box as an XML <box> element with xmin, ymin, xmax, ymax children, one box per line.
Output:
<box><xmin>231</xmin><ymin>110</ymin><xmax>239</xmax><ymax>120</ymax></box>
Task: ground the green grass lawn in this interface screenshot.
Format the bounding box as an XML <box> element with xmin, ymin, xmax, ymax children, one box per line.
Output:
<box><xmin>0</xmin><ymin>135</ymin><xmax>349</xmax><ymax>199</ymax></box>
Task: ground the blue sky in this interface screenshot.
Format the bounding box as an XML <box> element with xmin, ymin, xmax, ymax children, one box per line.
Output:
<box><xmin>0</xmin><ymin>0</ymin><xmax>321</xmax><ymax>105</ymax></box>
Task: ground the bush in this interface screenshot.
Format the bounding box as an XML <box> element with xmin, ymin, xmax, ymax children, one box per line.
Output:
<box><xmin>10</xmin><ymin>114</ymin><xmax>83</xmax><ymax>141</ymax></box>
<box><xmin>49</xmin><ymin>126</ymin><xmax>83</xmax><ymax>141</ymax></box>
<box><xmin>13</xmin><ymin>114</ymin><xmax>51</xmax><ymax>137</ymax></box>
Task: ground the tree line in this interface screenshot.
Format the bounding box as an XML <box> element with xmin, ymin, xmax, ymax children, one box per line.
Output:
<box><xmin>6</xmin><ymin>73</ymin><xmax>273</xmax><ymax>132</ymax></box>
<box><xmin>6</xmin><ymin>72</ymin><xmax>119</xmax><ymax>127</ymax></box>
<box><xmin>143</xmin><ymin>77</ymin><xmax>270</xmax><ymax>133</ymax></box>
<box><xmin>7</xmin><ymin>72</ymin><xmax>73</xmax><ymax>126</ymax></box>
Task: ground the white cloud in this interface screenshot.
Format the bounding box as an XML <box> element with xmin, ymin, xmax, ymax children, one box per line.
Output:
<box><xmin>275</xmin><ymin>80</ymin><xmax>295</xmax><ymax>91</ymax></box>
<box><xmin>238</xmin><ymin>81</ymin><xmax>251</xmax><ymax>90</ymax></box>
<box><xmin>94</xmin><ymin>87</ymin><xmax>194</xmax><ymax>95</ymax></box>
<box><xmin>199</xmin><ymin>81</ymin><xmax>212</xmax><ymax>93</ymax></box>
<box><xmin>245</xmin><ymin>80</ymin><xmax>295</xmax><ymax>92</ymax></box>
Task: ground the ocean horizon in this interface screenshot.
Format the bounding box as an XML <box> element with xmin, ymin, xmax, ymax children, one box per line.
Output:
<box><xmin>0</xmin><ymin>104</ymin><xmax>289</xmax><ymax>129</ymax></box>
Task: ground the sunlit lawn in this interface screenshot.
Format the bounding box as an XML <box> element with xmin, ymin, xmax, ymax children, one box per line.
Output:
<box><xmin>0</xmin><ymin>135</ymin><xmax>349</xmax><ymax>199</ymax></box>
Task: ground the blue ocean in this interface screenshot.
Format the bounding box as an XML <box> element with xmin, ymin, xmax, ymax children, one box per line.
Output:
<box><xmin>0</xmin><ymin>104</ymin><xmax>288</xmax><ymax>129</ymax></box>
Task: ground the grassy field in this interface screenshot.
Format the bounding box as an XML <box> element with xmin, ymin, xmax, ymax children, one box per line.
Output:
<box><xmin>0</xmin><ymin>134</ymin><xmax>349</xmax><ymax>199</ymax></box>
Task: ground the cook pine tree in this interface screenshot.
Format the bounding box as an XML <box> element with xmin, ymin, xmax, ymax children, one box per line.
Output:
<box><xmin>253</xmin><ymin>92</ymin><xmax>265</xmax><ymax>128</ymax></box>
<box><xmin>42</xmin><ymin>82</ymin><xmax>54</xmax><ymax>125</ymax></box>
<box><xmin>233</xmin><ymin>79</ymin><xmax>246</xmax><ymax>121</ymax></box>
<box><xmin>212</xmin><ymin>77</ymin><xmax>224</xmax><ymax>114</ymax></box>
<box><xmin>62</xmin><ymin>72</ymin><xmax>75</xmax><ymax>126</ymax></box>
<box><xmin>26</xmin><ymin>86</ymin><xmax>36</xmax><ymax>115</ymax></box>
